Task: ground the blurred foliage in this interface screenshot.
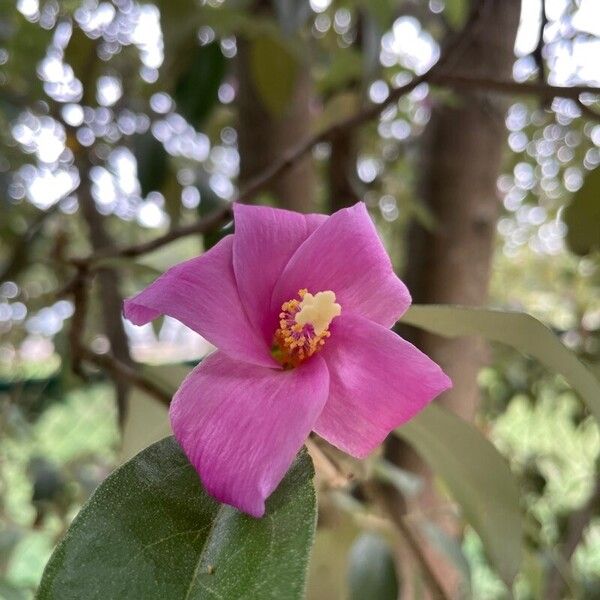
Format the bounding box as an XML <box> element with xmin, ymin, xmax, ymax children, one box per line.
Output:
<box><xmin>564</xmin><ymin>166</ymin><xmax>600</xmax><ymax>256</ymax></box>
<box><xmin>0</xmin><ymin>0</ymin><xmax>599</xmax><ymax>598</ymax></box>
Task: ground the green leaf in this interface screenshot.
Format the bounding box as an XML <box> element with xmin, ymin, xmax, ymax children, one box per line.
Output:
<box><xmin>402</xmin><ymin>304</ymin><xmax>600</xmax><ymax>426</ymax></box>
<box><xmin>373</xmin><ymin>459</ymin><xmax>423</xmax><ymax>498</ymax></box>
<box><xmin>317</xmin><ymin>49</ymin><xmax>363</xmax><ymax>96</ymax></box>
<box><xmin>564</xmin><ymin>166</ymin><xmax>600</xmax><ymax>256</ymax></box>
<box><xmin>347</xmin><ymin>533</ymin><xmax>399</xmax><ymax>600</ymax></box>
<box><xmin>37</xmin><ymin>438</ymin><xmax>317</xmax><ymax>600</ymax></box>
<box><xmin>444</xmin><ymin>0</ymin><xmax>469</xmax><ymax>30</ymax></box>
<box><xmin>133</xmin><ymin>131</ymin><xmax>169</xmax><ymax>197</ymax></box>
<box><xmin>0</xmin><ymin>8</ymin><xmax>52</xmax><ymax>97</ymax></box>
<box><xmin>419</xmin><ymin>522</ymin><xmax>471</xmax><ymax>596</ymax></box>
<box><xmin>355</xmin><ymin>0</ymin><xmax>394</xmax><ymax>29</ymax></box>
<box><xmin>397</xmin><ymin>404</ymin><xmax>522</xmax><ymax>585</ymax></box>
<box><xmin>63</xmin><ymin>25</ymin><xmax>97</xmax><ymax>102</ymax></box>
<box><xmin>174</xmin><ymin>42</ymin><xmax>226</xmax><ymax>127</ymax></box>
<box><xmin>249</xmin><ymin>35</ymin><xmax>300</xmax><ymax>116</ymax></box>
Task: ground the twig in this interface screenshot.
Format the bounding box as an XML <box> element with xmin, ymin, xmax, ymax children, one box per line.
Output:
<box><xmin>545</xmin><ymin>476</ymin><xmax>600</xmax><ymax>599</ymax></box>
<box><xmin>75</xmin><ymin>79</ymin><xmax>600</xmax><ymax>265</ymax></box>
<box><xmin>79</xmin><ymin>348</ymin><xmax>172</xmax><ymax>407</ymax></box>
<box><xmin>0</xmin><ymin>205</ymin><xmax>60</xmax><ymax>282</ymax></box>
<box><xmin>429</xmin><ymin>73</ymin><xmax>600</xmax><ymax>100</ymax></box>
<box><xmin>306</xmin><ymin>438</ymin><xmax>352</xmax><ymax>489</ymax></box>
<box><xmin>71</xmin><ymin>203</ymin><xmax>233</xmax><ymax>265</ymax></box>
<box><xmin>68</xmin><ymin>264</ymin><xmax>90</xmax><ymax>379</ymax></box>
<box><xmin>371</xmin><ymin>482</ymin><xmax>452</xmax><ymax>600</ymax></box>
<box><xmin>310</xmin><ymin>444</ymin><xmax>450</xmax><ymax>600</ymax></box>
<box><xmin>72</xmin><ymin>0</ymin><xmax>492</xmax><ymax>266</ymax></box>
<box><xmin>533</xmin><ymin>0</ymin><xmax>548</xmax><ymax>84</ymax></box>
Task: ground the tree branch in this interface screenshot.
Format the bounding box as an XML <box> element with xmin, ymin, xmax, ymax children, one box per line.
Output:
<box><xmin>11</xmin><ymin>1</ymin><xmax>600</xmax><ymax>274</ymax></box>
<box><xmin>430</xmin><ymin>73</ymin><xmax>600</xmax><ymax>99</ymax></box>
<box><xmin>533</xmin><ymin>0</ymin><xmax>548</xmax><ymax>84</ymax></box>
<box><xmin>79</xmin><ymin>348</ymin><xmax>172</xmax><ymax>407</ymax></box>
<box><xmin>545</xmin><ymin>476</ymin><xmax>600</xmax><ymax>599</ymax></box>
<box><xmin>371</xmin><ymin>482</ymin><xmax>452</xmax><ymax>600</ymax></box>
<box><xmin>0</xmin><ymin>205</ymin><xmax>60</xmax><ymax>282</ymax></box>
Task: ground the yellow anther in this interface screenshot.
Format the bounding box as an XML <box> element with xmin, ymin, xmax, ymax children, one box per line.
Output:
<box><xmin>272</xmin><ymin>289</ymin><xmax>342</xmax><ymax>368</ymax></box>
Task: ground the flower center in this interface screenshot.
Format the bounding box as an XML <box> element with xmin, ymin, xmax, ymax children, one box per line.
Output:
<box><xmin>272</xmin><ymin>289</ymin><xmax>341</xmax><ymax>368</ymax></box>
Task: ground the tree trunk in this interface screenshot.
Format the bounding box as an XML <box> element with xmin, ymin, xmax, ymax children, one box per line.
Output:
<box><xmin>236</xmin><ymin>39</ymin><xmax>316</xmax><ymax>212</ymax></box>
<box><xmin>328</xmin><ymin>127</ymin><xmax>360</xmax><ymax>212</ymax></box>
<box><xmin>77</xmin><ymin>153</ymin><xmax>133</xmax><ymax>428</ymax></box>
<box><xmin>389</xmin><ymin>1</ymin><xmax>522</xmax><ymax>595</ymax></box>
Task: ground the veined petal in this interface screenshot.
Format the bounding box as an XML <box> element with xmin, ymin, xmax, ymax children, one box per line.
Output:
<box><xmin>123</xmin><ymin>236</ymin><xmax>276</xmax><ymax>368</ymax></box>
<box><xmin>271</xmin><ymin>203</ymin><xmax>411</xmax><ymax>329</ymax></box>
<box><xmin>170</xmin><ymin>351</ymin><xmax>330</xmax><ymax>517</ymax></box>
<box><xmin>232</xmin><ymin>203</ymin><xmax>327</xmax><ymax>342</ymax></box>
<box><xmin>314</xmin><ymin>314</ymin><xmax>451</xmax><ymax>458</ymax></box>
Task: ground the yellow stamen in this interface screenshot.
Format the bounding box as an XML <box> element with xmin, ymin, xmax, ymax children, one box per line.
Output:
<box><xmin>295</xmin><ymin>290</ymin><xmax>341</xmax><ymax>336</ymax></box>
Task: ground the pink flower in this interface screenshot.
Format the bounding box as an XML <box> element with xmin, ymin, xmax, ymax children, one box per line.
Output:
<box><xmin>124</xmin><ymin>203</ymin><xmax>451</xmax><ymax>517</ymax></box>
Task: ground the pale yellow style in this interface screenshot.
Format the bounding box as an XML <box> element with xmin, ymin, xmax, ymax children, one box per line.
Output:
<box><xmin>295</xmin><ymin>291</ymin><xmax>342</xmax><ymax>336</ymax></box>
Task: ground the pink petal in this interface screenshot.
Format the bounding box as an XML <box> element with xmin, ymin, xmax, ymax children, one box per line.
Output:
<box><xmin>314</xmin><ymin>314</ymin><xmax>451</xmax><ymax>458</ymax></box>
<box><xmin>123</xmin><ymin>236</ymin><xmax>276</xmax><ymax>368</ymax></box>
<box><xmin>271</xmin><ymin>203</ymin><xmax>411</xmax><ymax>329</ymax></box>
<box><xmin>232</xmin><ymin>203</ymin><xmax>327</xmax><ymax>342</ymax></box>
<box><xmin>170</xmin><ymin>350</ymin><xmax>330</xmax><ymax>517</ymax></box>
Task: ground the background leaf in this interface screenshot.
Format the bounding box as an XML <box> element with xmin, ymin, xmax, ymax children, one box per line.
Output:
<box><xmin>564</xmin><ymin>165</ymin><xmax>600</xmax><ymax>255</ymax></box>
<box><xmin>37</xmin><ymin>439</ymin><xmax>317</xmax><ymax>600</ymax></box>
<box><xmin>402</xmin><ymin>304</ymin><xmax>600</xmax><ymax>426</ymax></box>
<box><xmin>174</xmin><ymin>42</ymin><xmax>226</xmax><ymax>127</ymax></box>
<box><xmin>119</xmin><ymin>364</ymin><xmax>189</xmax><ymax>462</ymax></box>
<box><xmin>419</xmin><ymin>522</ymin><xmax>471</xmax><ymax>596</ymax></box>
<box><xmin>249</xmin><ymin>35</ymin><xmax>299</xmax><ymax>116</ymax></box>
<box><xmin>397</xmin><ymin>404</ymin><xmax>522</xmax><ymax>585</ymax></box>
<box><xmin>133</xmin><ymin>132</ymin><xmax>169</xmax><ymax>198</ymax></box>
<box><xmin>347</xmin><ymin>532</ymin><xmax>399</xmax><ymax>600</ymax></box>
<box><xmin>444</xmin><ymin>0</ymin><xmax>469</xmax><ymax>30</ymax></box>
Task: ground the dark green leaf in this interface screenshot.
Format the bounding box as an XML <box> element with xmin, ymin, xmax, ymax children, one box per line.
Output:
<box><xmin>397</xmin><ymin>404</ymin><xmax>522</xmax><ymax>585</ymax></box>
<box><xmin>63</xmin><ymin>25</ymin><xmax>97</xmax><ymax>100</ymax></box>
<box><xmin>356</xmin><ymin>0</ymin><xmax>394</xmax><ymax>29</ymax></box>
<box><xmin>249</xmin><ymin>35</ymin><xmax>300</xmax><ymax>116</ymax></box>
<box><xmin>402</xmin><ymin>304</ymin><xmax>600</xmax><ymax>426</ymax></box>
<box><xmin>37</xmin><ymin>438</ymin><xmax>317</xmax><ymax>600</ymax></box>
<box><xmin>564</xmin><ymin>166</ymin><xmax>600</xmax><ymax>255</ymax></box>
<box><xmin>0</xmin><ymin>8</ymin><xmax>52</xmax><ymax>97</ymax></box>
<box><xmin>174</xmin><ymin>43</ymin><xmax>226</xmax><ymax>127</ymax></box>
<box><xmin>133</xmin><ymin>131</ymin><xmax>169</xmax><ymax>197</ymax></box>
<box><xmin>347</xmin><ymin>533</ymin><xmax>399</xmax><ymax>600</ymax></box>
<box><xmin>157</xmin><ymin>0</ymin><xmax>203</xmax><ymax>76</ymax></box>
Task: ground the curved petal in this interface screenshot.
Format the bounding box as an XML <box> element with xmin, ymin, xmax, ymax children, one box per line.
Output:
<box><xmin>123</xmin><ymin>236</ymin><xmax>276</xmax><ymax>368</ymax></box>
<box><xmin>170</xmin><ymin>351</ymin><xmax>330</xmax><ymax>517</ymax></box>
<box><xmin>314</xmin><ymin>314</ymin><xmax>451</xmax><ymax>458</ymax></box>
<box><xmin>271</xmin><ymin>203</ymin><xmax>411</xmax><ymax>329</ymax></box>
<box><xmin>232</xmin><ymin>203</ymin><xmax>327</xmax><ymax>342</ymax></box>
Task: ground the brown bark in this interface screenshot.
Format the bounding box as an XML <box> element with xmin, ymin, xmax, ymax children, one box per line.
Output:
<box><xmin>236</xmin><ymin>38</ymin><xmax>316</xmax><ymax>212</ymax></box>
<box><xmin>389</xmin><ymin>1</ymin><xmax>522</xmax><ymax>595</ymax></box>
